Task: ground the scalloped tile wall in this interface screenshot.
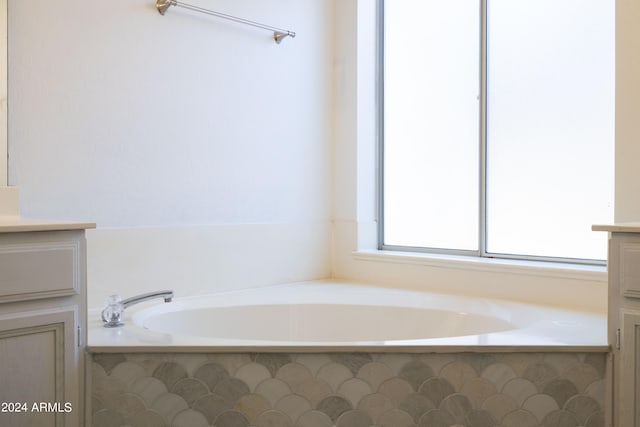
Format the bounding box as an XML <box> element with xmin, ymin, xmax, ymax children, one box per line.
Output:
<box><xmin>91</xmin><ymin>352</ymin><xmax>606</xmax><ymax>427</ymax></box>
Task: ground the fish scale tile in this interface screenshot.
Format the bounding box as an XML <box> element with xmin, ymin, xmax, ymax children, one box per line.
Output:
<box><xmin>521</xmin><ymin>393</ymin><xmax>559</xmax><ymax>421</ymax></box>
<box><xmin>126</xmin><ymin>409</ymin><xmax>165</xmax><ymax>426</ymax></box>
<box><xmin>294</xmin><ymin>354</ymin><xmax>332</xmax><ymax>376</ymax></box>
<box><xmin>376</xmin><ymin>353</ymin><xmax>413</xmax><ymax>374</ymax></box>
<box><xmin>357</xmin><ymin>393</ymin><xmax>395</xmax><ymax>422</ymax></box>
<box><xmin>398</xmin><ymin>392</ymin><xmax>436</xmax><ymax>422</ymax></box>
<box><xmin>564</xmin><ymin>363</ymin><xmax>601</xmax><ymax>392</ymax></box>
<box><xmin>276</xmin><ymin>363</ymin><xmax>313</xmax><ymax>389</ymax></box>
<box><xmin>214</xmin><ymin>378</ymin><xmax>251</xmax><ymax>404</ymax></box>
<box><xmin>255</xmin><ymin>409</ymin><xmax>294</xmax><ymax>427</ymax></box>
<box><xmin>502</xmin><ymin>378</ymin><xmax>537</xmax><ymax>406</ymax></box>
<box><xmin>498</xmin><ymin>353</ymin><xmax>542</xmax><ymax>376</ymax></box>
<box><xmin>153</xmin><ymin>362</ymin><xmax>188</xmax><ymax>390</ymax></box>
<box><xmin>235</xmin><ymin>362</ymin><xmax>272</xmax><ymax>391</ymax></box>
<box><xmin>91</xmin><ymin>352</ymin><xmax>606</xmax><ymax>427</ymax></box>
<box><xmin>377</xmin><ymin>377</ymin><xmax>414</xmax><ymax>406</ymax></box>
<box><xmin>439</xmin><ymin>393</ymin><xmax>473</xmax><ymax>424</ymax></box>
<box><xmin>542</xmin><ymin>409</ymin><xmax>581</xmax><ymax>427</ymax></box>
<box><xmin>544</xmin><ymin>353</ymin><xmax>581</xmax><ymax>374</ymax></box>
<box><xmin>171</xmin><ymin>377</ymin><xmax>209</xmax><ymax>406</ymax></box>
<box><xmin>356</xmin><ymin>361</ymin><xmax>395</xmax><ymax>390</ymax></box>
<box><xmin>315</xmin><ymin>395</ymin><xmax>353</xmax><ymax>421</ymax></box>
<box><xmin>172</xmin><ymin>354</ymin><xmax>209</xmax><ymax>376</ymax></box>
<box><xmin>92</xmin><ymin>396</ymin><xmax>105</xmax><ymax>414</ymax></box>
<box><xmin>172</xmin><ymin>408</ymin><xmax>209</xmax><ymax>427</ymax></box>
<box><xmin>502</xmin><ymin>408</ymin><xmax>539</xmax><ymax>427</ymax></box>
<box><xmin>316</xmin><ymin>362</ymin><xmax>353</xmax><ymax>391</ymax></box>
<box><xmin>254</xmin><ymin>378</ymin><xmax>292</xmax><ymax>406</ymax></box>
<box><xmin>330</xmin><ymin>353</ymin><xmax>373</xmax><ymax>375</ymax></box>
<box><xmin>460</xmin><ymin>377</ymin><xmax>497</xmax><ymax>408</ymax></box>
<box><xmin>208</xmin><ymin>354</ymin><xmax>252</xmax><ymax>375</ymax></box>
<box><xmin>93</xmin><ymin>409</ymin><xmax>124</xmax><ymax>427</ymax></box>
<box><xmin>564</xmin><ymin>395</ymin><xmax>601</xmax><ymax>425</ymax></box>
<box><xmin>585</xmin><ymin>379</ymin><xmax>606</xmax><ymax>408</ymax></box>
<box><xmin>464</xmin><ymin>409</ymin><xmax>496</xmax><ymax>427</ymax></box>
<box><xmin>111</xmin><ymin>361</ymin><xmax>147</xmax><ymax>388</ymax></box>
<box><xmin>418</xmin><ymin>377</ymin><xmax>455</xmax><ymax>407</ymax></box>
<box><xmin>234</xmin><ymin>393</ymin><xmax>271</xmax><ymax>423</ymax></box>
<box><xmin>543</xmin><ymin>378</ymin><xmax>580</xmax><ymax>407</ymax></box>
<box><xmin>193</xmin><ymin>393</ymin><xmax>231</xmax><ymax>423</ymax></box>
<box><xmin>377</xmin><ymin>408</ymin><xmax>415</xmax><ymax>427</ymax></box>
<box><xmin>522</xmin><ymin>362</ymin><xmax>559</xmax><ymax>389</ymax></box>
<box><xmin>584</xmin><ymin>353</ymin><xmax>607</xmax><ymax>378</ymax></box>
<box><xmin>399</xmin><ymin>360</ymin><xmax>435</xmax><ymax>390</ymax></box>
<box><xmin>457</xmin><ymin>353</ymin><xmax>500</xmax><ymax>376</ymax></box>
<box><xmin>417</xmin><ymin>353</ymin><xmax>455</xmax><ymax>374</ymax></box>
<box><xmin>337</xmin><ymin>378</ymin><xmax>372</xmax><ymax>407</ymax></box>
<box><xmin>586</xmin><ymin>411</ymin><xmax>605</xmax><ymax>427</ymax></box>
<box><xmin>214</xmin><ymin>409</ymin><xmax>250</xmax><ymax>427</ymax></box>
<box><xmin>194</xmin><ymin>362</ymin><xmax>230</xmax><ymax>391</ymax></box>
<box><xmin>416</xmin><ymin>408</ymin><xmax>456</xmax><ymax>427</ymax></box>
<box><xmin>293</xmin><ymin>378</ymin><xmax>333</xmax><ymax>407</ymax></box>
<box><xmin>481</xmin><ymin>393</ymin><xmax>518</xmax><ymax>421</ymax></box>
<box><xmin>94</xmin><ymin>354</ymin><xmax>126</xmax><ymax>374</ymax></box>
<box><xmin>254</xmin><ymin>354</ymin><xmax>293</xmax><ymax>377</ymax></box>
<box><xmin>440</xmin><ymin>361</ymin><xmax>478</xmax><ymax>391</ymax></box>
<box><xmin>151</xmin><ymin>392</ymin><xmax>188</xmax><ymax>422</ymax></box>
<box><xmin>295</xmin><ymin>409</ymin><xmax>333</xmax><ymax>427</ymax></box>
<box><xmin>275</xmin><ymin>394</ymin><xmax>312</xmax><ymax>422</ymax></box>
<box><xmin>130</xmin><ymin>377</ymin><xmax>167</xmax><ymax>407</ymax></box>
<box><xmin>481</xmin><ymin>363</ymin><xmax>518</xmax><ymax>390</ymax></box>
<box><xmin>112</xmin><ymin>393</ymin><xmax>146</xmax><ymax>421</ymax></box>
<box><xmin>335</xmin><ymin>409</ymin><xmax>373</xmax><ymax>427</ymax></box>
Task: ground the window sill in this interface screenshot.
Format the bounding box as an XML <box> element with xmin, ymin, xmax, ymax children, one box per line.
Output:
<box><xmin>352</xmin><ymin>249</ymin><xmax>607</xmax><ymax>282</ymax></box>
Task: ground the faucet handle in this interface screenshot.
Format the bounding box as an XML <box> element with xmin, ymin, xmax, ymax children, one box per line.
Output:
<box><xmin>102</xmin><ymin>294</ymin><xmax>125</xmax><ymax>327</ymax></box>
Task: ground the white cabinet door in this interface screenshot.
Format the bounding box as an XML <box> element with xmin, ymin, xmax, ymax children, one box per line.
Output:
<box><xmin>619</xmin><ymin>310</ymin><xmax>640</xmax><ymax>427</ymax></box>
<box><xmin>0</xmin><ymin>307</ymin><xmax>79</xmax><ymax>427</ymax></box>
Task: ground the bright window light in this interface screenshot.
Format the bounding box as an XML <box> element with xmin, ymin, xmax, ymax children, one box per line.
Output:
<box><xmin>382</xmin><ymin>0</ymin><xmax>614</xmax><ymax>263</ymax></box>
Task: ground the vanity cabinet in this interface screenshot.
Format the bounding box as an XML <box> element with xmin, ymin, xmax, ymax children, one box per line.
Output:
<box><xmin>593</xmin><ymin>224</ymin><xmax>640</xmax><ymax>427</ymax></box>
<box><xmin>0</xmin><ymin>224</ymin><xmax>93</xmax><ymax>427</ymax></box>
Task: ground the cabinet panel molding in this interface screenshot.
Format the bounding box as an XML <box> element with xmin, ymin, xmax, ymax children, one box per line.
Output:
<box><xmin>0</xmin><ymin>237</ymin><xmax>82</xmax><ymax>303</ymax></box>
<box><xmin>620</xmin><ymin>242</ymin><xmax>640</xmax><ymax>298</ymax></box>
<box><xmin>620</xmin><ymin>310</ymin><xmax>640</xmax><ymax>427</ymax></box>
<box><xmin>0</xmin><ymin>307</ymin><xmax>78</xmax><ymax>427</ymax></box>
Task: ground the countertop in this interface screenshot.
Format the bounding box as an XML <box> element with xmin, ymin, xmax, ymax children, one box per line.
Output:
<box><xmin>593</xmin><ymin>223</ymin><xmax>640</xmax><ymax>233</ymax></box>
<box><xmin>0</xmin><ymin>216</ymin><xmax>96</xmax><ymax>233</ymax></box>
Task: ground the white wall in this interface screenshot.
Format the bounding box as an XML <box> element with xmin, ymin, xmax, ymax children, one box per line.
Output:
<box><xmin>8</xmin><ymin>0</ymin><xmax>334</xmax><ymax>307</ymax></box>
<box><xmin>9</xmin><ymin>0</ymin><xmax>640</xmax><ymax>312</ymax></box>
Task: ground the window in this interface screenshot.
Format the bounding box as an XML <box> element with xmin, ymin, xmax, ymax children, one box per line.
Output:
<box><xmin>381</xmin><ymin>0</ymin><xmax>614</xmax><ymax>263</ymax></box>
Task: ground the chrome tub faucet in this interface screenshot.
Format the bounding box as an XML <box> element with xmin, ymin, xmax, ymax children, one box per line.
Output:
<box><xmin>102</xmin><ymin>290</ymin><xmax>174</xmax><ymax>327</ymax></box>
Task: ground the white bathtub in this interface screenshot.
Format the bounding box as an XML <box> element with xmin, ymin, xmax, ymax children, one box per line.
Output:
<box><xmin>88</xmin><ymin>281</ymin><xmax>607</xmax><ymax>351</ymax></box>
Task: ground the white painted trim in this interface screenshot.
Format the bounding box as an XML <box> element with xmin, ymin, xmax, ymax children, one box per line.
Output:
<box><xmin>0</xmin><ymin>186</ymin><xmax>18</xmax><ymax>215</ymax></box>
<box><xmin>353</xmin><ymin>249</ymin><xmax>607</xmax><ymax>282</ymax></box>
<box><xmin>0</xmin><ymin>0</ymin><xmax>5</xmax><ymax>187</ymax></box>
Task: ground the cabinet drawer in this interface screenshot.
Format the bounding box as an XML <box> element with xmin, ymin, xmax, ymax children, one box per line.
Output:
<box><xmin>0</xmin><ymin>231</ymin><xmax>83</xmax><ymax>303</ymax></box>
<box><xmin>619</xmin><ymin>240</ymin><xmax>640</xmax><ymax>299</ymax></box>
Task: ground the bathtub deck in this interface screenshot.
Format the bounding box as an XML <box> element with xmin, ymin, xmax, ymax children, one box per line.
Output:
<box><xmin>88</xmin><ymin>281</ymin><xmax>608</xmax><ymax>353</ymax></box>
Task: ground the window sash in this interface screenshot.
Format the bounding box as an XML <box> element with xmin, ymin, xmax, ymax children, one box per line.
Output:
<box><xmin>377</xmin><ymin>0</ymin><xmax>610</xmax><ymax>266</ymax></box>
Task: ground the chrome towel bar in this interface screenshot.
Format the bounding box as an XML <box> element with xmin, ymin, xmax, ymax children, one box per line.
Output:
<box><xmin>156</xmin><ymin>0</ymin><xmax>296</xmax><ymax>44</ymax></box>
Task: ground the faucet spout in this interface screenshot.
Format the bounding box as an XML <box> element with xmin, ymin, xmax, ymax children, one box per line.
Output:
<box><xmin>122</xmin><ymin>290</ymin><xmax>174</xmax><ymax>309</ymax></box>
<box><xmin>102</xmin><ymin>290</ymin><xmax>174</xmax><ymax>327</ymax></box>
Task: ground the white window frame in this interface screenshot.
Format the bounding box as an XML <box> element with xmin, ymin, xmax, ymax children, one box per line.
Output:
<box><xmin>377</xmin><ymin>0</ymin><xmax>609</xmax><ymax>266</ymax></box>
